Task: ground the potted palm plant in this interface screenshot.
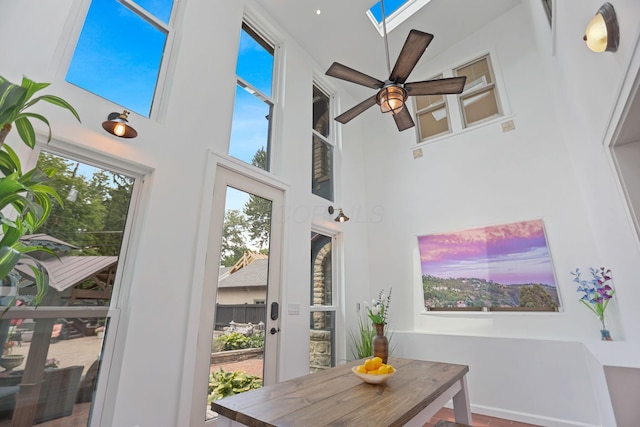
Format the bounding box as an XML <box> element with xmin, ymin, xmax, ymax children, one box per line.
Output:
<box><xmin>0</xmin><ymin>75</ymin><xmax>80</xmax><ymax>307</ymax></box>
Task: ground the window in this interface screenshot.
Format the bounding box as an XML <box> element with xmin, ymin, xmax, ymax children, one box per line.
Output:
<box><xmin>229</xmin><ymin>23</ymin><xmax>276</xmax><ymax>171</ymax></box>
<box><xmin>414</xmin><ymin>55</ymin><xmax>502</xmax><ymax>142</ymax></box>
<box><xmin>455</xmin><ymin>56</ymin><xmax>501</xmax><ymax>127</ymax></box>
<box><xmin>367</xmin><ymin>0</ymin><xmax>434</xmax><ymax>35</ymax></box>
<box><xmin>66</xmin><ymin>0</ymin><xmax>174</xmax><ymax>117</ymax></box>
<box><xmin>0</xmin><ymin>150</ymin><xmax>141</xmax><ymax>425</ymax></box>
<box><xmin>415</xmin><ymin>74</ymin><xmax>451</xmax><ymax>140</ymax></box>
<box><xmin>312</xmin><ymin>84</ymin><xmax>334</xmax><ymax>201</ymax></box>
<box><xmin>310</xmin><ymin>232</ymin><xmax>336</xmax><ymax>372</ymax></box>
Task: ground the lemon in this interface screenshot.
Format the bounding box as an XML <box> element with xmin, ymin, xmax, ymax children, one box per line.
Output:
<box><xmin>356</xmin><ymin>365</ymin><xmax>367</xmax><ymax>374</ymax></box>
<box><xmin>371</xmin><ymin>357</ymin><xmax>383</xmax><ymax>370</ymax></box>
<box><xmin>364</xmin><ymin>358</ymin><xmax>376</xmax><ymax>371</ymax></box>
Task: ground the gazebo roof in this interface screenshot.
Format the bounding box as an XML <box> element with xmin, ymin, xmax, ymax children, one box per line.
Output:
<box><xmin>16</xmin><ymin>255</ymin><xmax>118</xmax><ymax>292</ymax></box>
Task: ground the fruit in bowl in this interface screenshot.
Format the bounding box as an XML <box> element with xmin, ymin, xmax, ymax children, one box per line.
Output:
<box><xmin>352</xmin><ymin>357</ymin><xmax>395</xmax><ymax>384</ymax></box>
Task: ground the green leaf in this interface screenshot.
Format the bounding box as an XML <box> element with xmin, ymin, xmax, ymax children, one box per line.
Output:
<box><xmin>20</xmin><ymin>76</ymin><xmax>49</xmax><ymax>104</ymax></box>
<box><xmin>14</xmin><ymin>116</ymin><xmax>36</xmax><ymax>148</ymax></box>
<box><xmin>33</xmin><ymin>95</ymin><xmax>81</xmax><ymax>123</ymax></box>
<box><xmin>0</xmin><ymin>246</ymin><xmax>20</xmax><ymax>280</ymax></box>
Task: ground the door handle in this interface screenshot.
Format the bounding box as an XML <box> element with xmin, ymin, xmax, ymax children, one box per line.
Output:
<box><xmin>270</xmin><ymin>327</ymin><xmax>280</xmax><ymax>335</ymax></box>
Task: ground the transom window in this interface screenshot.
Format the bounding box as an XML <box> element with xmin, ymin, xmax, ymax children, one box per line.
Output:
<box><xmin>414</xmin><ymin>55</ymin><xmax>502</xmax><ymax>143</ymax></box>
<box><xmin>455</xmin><ymin>56</ymin><xmax>500</xmax><ymax>127</ymax></box>
<box><xmin>312</xmin><ymin>84</ymin><xmax>333</xmax><ymax>201</ymax></box>
<box><xmin>229</xmin><ymin>22</ymin><xmax>276</xmax><ymax>171</ymax></box>
<box><xmin>415</xmin><ymin>74</ymin><xmax>450</xmax><ymax>140</ymax></box>
<box><xmin>66</xmin><ymin>0</ymin><xmax>174</xmax><ymax>117</ymax></box>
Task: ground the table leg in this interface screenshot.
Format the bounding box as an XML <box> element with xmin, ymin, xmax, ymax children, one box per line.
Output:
<box><xmin>452</xmin><ymin>375</ymin><xmax>472</xmax><ymax>424</ymax></box>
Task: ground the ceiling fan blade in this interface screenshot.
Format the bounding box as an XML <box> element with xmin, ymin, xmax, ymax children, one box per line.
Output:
<box><xmin>335</xmin><ymin>95</ymin><xmax>378</xmax><ymax>124</ymax></box>
<box><xmin>404</xmin><ymin>76</ymin><xmax>467</xmax><ymax>96</ymax></box>
<box><xmin>392</xmin><ymin>107</ymin><xmax>415</xmax><ymax>131</ymax></box>
<box><xmin>326</xmin><ymin>62</ymin><xmax>385</xmax><ymax>89</ymax></box>
<box><xmin>389</xmin><ymin>30</ymin><xmax>434</xmax><ymax>84</ymax></box>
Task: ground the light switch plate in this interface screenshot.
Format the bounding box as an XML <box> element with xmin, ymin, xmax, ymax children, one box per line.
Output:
<box><xmin>288</xmin><ymin>303</ymin><xmax>300</xmax><ymax>315</ymax></box>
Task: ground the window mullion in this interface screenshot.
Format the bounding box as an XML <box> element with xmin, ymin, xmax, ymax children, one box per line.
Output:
<box><xmin>237</xmin><ymin>77</ymin><xmax>274</xmax><ymax>105</ymax></box>
<box><xmin>118</xmin><ymin>0</ymin><xmax>171</xmax><ymax>33</ymax></box>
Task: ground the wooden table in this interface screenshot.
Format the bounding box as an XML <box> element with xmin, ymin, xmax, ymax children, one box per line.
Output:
<box><xmin>212</xmin><ymin>357</ymin><xmax>472</xmax><ymax>427</ymax></box>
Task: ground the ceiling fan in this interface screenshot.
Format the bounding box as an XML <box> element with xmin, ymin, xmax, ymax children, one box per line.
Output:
<box><xmin>325</xmin><ymin>1</ymin><xmax>467</xmax><ymax>132</ymax></box>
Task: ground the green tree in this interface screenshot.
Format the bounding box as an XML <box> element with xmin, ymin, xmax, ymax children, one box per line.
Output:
<box><xmin>221</xmin><ymin>209</ymin><xmax>248</xmax><ymax>267</ymax></box>
<box><xmin>518</xmin><ymin>284</ymin><xmax>557</xmax><ymax>309</ymax></box>
<box><xmin>98</xmin><ymin>173</ymin><xmax>133</xmax><ymax>256</ymax></box>
<box><xmin>35</xmin><ymin>154</ymin><xmax>104</xmax><ymax>254</ymax></box>
<box><xmin>34</xmin><ymin>154</ymin><xmax>133</xmax><ymax>256</ymax></box>
<box><xmin>243</xmin><ymin>148</ymin><xmax>271</xmax><ymax>250</ymax></box>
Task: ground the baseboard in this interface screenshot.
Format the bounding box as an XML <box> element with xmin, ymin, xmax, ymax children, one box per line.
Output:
<box><xmin>442</xmin><ymin>402</ymin><xmax>601</xmax><ymax>427</ymax></box>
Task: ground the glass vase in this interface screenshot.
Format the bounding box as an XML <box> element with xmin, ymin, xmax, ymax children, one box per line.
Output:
<box><xmin>600</xmin><ymin>329</ymin><xmax>613</xmax><ymax>341</ymax></box>
<box><xmin>372</xmin><ymin>323</ymin><xmax>388</xmax><ymax>364</ymax></box>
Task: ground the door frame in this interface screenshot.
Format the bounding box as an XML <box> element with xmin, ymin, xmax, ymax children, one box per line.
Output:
<box><xmin>182</xmin><ymin>152</ymin><xmax>288</xmax><ymax>426</ymax></box>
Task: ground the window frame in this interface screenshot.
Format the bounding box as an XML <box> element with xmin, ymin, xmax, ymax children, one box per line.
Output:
<box><xmin>413</xmin><ymin>53</ymin><xmax>507</xmax><ymax>144</ymax></box>
<box><xmin>229</xmin><ymin>19</ymin><xmax>279</xmax><ymax>172</ymax></box>
<box><xmin>311</xmin><ymin>82</ymin><xmax>335</xmax><ymax>202</ymax></box>
<box><xmin>454</xmin><ymin>55</ymin><xmax>502</xmax><ymax>128</ymax></box>
<box><xmin>309</xmin><ymin>229</ymin><xmax>341</xmax><ymax>372</ymax></box>
<box><xmin>21</xmin><ymin>135</ymin><xmax>152</xmax><ymax>426</ymax></box>
<box><xmin>413</xmin><ymin>74</ymin><xmax>453</xmax><ymax>142</ymax></box>
<box><xmin>61</xmin><ymin>0</ymin><xmax>177</xmax><ymax>120</ymax></box>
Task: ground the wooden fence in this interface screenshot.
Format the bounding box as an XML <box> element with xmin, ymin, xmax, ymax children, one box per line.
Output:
<box><xmin>215</xmin><ymin>304</ymin><xmax>266</xmax><ymax>330</ymax></box>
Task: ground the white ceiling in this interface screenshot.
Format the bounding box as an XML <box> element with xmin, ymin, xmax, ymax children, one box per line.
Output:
<box><xmin>257</xmin><ymin>0</ymin><xmax>522</xmax><ymax>100</ymax></box>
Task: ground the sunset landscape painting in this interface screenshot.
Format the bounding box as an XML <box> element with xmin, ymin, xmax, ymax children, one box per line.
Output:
<box><xmin>418</xmin><ymin>219</ymin><xmax>560</xmax><ymax>310</ymax></box>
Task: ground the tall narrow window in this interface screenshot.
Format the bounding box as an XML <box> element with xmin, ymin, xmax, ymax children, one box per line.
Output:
<box><xmin>312</xmin><ymin>85</ymin><xmax>333</xmax><ymax>201</ymax></box>
<box><xmin>414</xmin><ymin>74</ymin><xmax>451</xmax><ymax>141</ymax></box>
<box><xmin>455</xmin><ymin>56</ymin><xmax>501</xmax><ymax>127</ymax></box>
<box><xmin>229</xmin><ymin>23</ymin><xmax>275</xmax><ymax>171</ymax></box>
<box><xmin>310</xmin><ymin>232</ymin><xmax>336</xmax><ymax>373</ymax></box>
<box><xmin>66</xmin><ymin>0</ymin><xmax>174</xmax><ymax>117</ymax></box>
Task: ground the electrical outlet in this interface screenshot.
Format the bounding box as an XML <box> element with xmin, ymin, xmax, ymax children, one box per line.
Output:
<box><xmin>412</xmin><ymin>148</ymin><xmax>423</xmax><ymax>159</ymax></box>
<box><xmin>501</xmin><ymin>119</ymin><xmax>515</xmax><ymax>133</ymax></box>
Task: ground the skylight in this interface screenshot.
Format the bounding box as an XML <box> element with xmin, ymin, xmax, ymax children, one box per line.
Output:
<box><xmin>367</xmin><ymin>0</ymin><xmax>433</xmax><ymax>35</ymax></box>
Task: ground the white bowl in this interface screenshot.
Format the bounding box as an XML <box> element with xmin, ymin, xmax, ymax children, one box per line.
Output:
<box><xmin>351</xmin><ymin>366</ymin><xmax>395</xmax><ymax>384</ymax></box>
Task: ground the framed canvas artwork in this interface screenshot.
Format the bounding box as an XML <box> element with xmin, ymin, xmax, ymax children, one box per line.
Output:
<box><xmin>418</xmin><ymin>219</ymin><xmax>560</xmax><ymax>311</ymax></box>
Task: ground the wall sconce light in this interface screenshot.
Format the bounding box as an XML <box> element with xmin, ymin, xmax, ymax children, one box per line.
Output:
<box><xmin>328</xmin><ymin>206</ymin><xmax>349</xmax><ymax>223</ymax></box>
<box><xmin>583</xmin><ymin>3</ymin><xmax>619</xmax><ymax>53</ymax></box>
<box><xmin>102</xmin><ymin>110</ymin><xmax>138</xmax><ymax>138</ymax></box>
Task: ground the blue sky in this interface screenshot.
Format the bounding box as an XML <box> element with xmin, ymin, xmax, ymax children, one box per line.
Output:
<box><xmin>369</xmin><ymin>0</ymin><xmax>411</xmax><ymax>22</ymax></box>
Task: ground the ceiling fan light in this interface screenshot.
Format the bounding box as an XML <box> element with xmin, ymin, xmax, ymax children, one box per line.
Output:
<box><xmin>377</xmin><ymin>85</ymin><xmax>407</xmax><ymax>114</ymax></box>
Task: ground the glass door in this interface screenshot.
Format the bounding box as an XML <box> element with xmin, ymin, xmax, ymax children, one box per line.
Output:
<box><xmin>201</xmin><ymin>166</ymin><xmax>282</xmax><ymax>423</ymax></box>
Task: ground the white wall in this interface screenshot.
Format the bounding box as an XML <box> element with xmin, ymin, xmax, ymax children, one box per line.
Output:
<box><xmin>360</xmin><ymin>1</ymin><xmax>640</xmax><ymax>426</ymax></box>
<box><xmin>0</xmin><ymin>1</ymin><xmax>372</xmax><ymax>426</ymax></box>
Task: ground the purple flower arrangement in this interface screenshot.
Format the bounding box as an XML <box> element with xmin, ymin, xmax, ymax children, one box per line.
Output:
<box><xmin>572</xmin><ymin>267</ymin><xmax>615</xmax><ymax>331</ymax></box>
